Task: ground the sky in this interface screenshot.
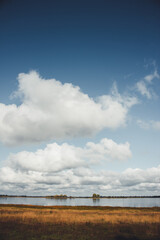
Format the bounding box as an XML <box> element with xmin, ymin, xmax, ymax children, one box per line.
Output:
<box><xmin>0</xmin><ymin>0</ymin><xmax>160</xmax><ymax>196</ymax></box>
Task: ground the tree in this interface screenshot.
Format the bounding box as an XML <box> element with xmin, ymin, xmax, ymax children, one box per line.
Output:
<box><xmin>92</xmin><ymin>193</ymin><xmax>100</xmax><ymax>198</ymax></box>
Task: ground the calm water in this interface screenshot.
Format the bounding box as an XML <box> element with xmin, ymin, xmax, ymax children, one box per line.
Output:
<box><xmin>0</xmin><ymin>197</ymin><xmax>159</xmax><ymax>207</ymax></box>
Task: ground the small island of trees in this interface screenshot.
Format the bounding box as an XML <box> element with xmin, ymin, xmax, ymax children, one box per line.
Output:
<box><xmin>92</xmin><ymin>193</ymin><xmax>100</xmax><ymax>199</ymax></box>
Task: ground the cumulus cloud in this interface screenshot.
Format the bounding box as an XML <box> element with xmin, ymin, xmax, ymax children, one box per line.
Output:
<box><xmin>0</xmin><ymin>71</ymin><xmax>137</xmax><ymax>146</ymax></box>
<box><xmin>85</xmin><ymin>138</ymin><xmax>131</xmax><ymax>162</ymax></box>
<box><xmin>0</xmin><ymin>138</ymin><xmax>159</xmax><ymax>196</ymax></box>
<box><xmin>0</xmin><ymin>163</ymin><xmax>159</xmax><ymax>196</ymax></box>
<box><xmin>119</xmin><ymin>167</ymin><xmax>160</xmax><ymax>190</ymax></box>
<box><xmin>6</xmin><ymin>138</ymin><xmax>131</xmax><ymax>173</ymax></box>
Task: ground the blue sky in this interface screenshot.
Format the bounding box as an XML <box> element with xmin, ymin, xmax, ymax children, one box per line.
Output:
<box><xmin>0</xmin><ymin>0</ymin><xmax>160</xmax><ymax>196</ymax></box>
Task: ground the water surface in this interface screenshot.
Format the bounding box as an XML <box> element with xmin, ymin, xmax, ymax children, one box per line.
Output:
<box><xmin>0</xmin><ymin>197</ymin><xmax>159</xmax><ymax>207</ymax></box>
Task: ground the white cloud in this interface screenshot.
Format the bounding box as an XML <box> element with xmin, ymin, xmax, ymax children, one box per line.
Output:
<box><xmin>136</xmin><ymin>81</ymin><xmax>152</xmax><ymax>99</ymax></box>
<box><xmin>136</xmin><ymin>69</ymin><xmax>160</xmax><ymax>99</ymax></box>
<box><xmin>110</xmin><ymin>82</ymin><xmax>138</xmax><ymax>108</ymax></box>
<box><xmin>6</xmin><ymin>138</ymin><xmax>131</xmax><ymax>173</ymax></box>
<box><xmin>1</xmin><ymin>138</ymin><xmax>159</xmax><ymax>196</ymax></box>
<box><xmin>0</xmin><ymin>71</ymin><xmax>137</xmax><ymax>146</ymax></box>
<box><xmin>137</xmin><ymin>119</ymin><xmax>160</xmax><ymax>131</ymax></box>
<box><xmin>0</xmin><ymin>162</ymin><xmax>159</xmax><ymax>196</ymax></box>
<box><xmin>120</xmin><ymin>167</ymin><xmax>160</xmax><ymax>188</ymax></box>
<box><xmin>85</xmin><ymin>138</ymin><xmax>131</xmax><ymax>162</ymax></box>
<box><xmin>144</xmin><ymin>70</ymin><xmax>160</xmax><ymax>83</ymax></box>
<box><xmin>137</xmin><ymin>120</ymin><xmax>150</xmax><ymax>129</ymax></box>
<box><xmin>7</xmin><ymin>143</ymin><xmax>85</xmax><ymax>173</ymax></box>
<box><xmin>0</xmin><ymin>137</ymin><xmax>132</xmax><ymax>195</ymax></box>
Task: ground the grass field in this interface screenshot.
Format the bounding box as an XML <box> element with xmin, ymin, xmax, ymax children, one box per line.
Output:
<box><xmin>0</xmin><ymin>204</ymin><xmax>160</xmax><ymax>240</ymax></box>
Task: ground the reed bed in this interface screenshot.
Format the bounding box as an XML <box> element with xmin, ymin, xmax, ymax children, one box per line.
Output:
<box><xmin>0</xmin><ymin>205</ymin><xmax>160</xmax><ymax>240</ymax></box>
<box><xmin>1</xmin><ymin>207</ymin><xmax>160</xmax><ymax>224</ymax></box>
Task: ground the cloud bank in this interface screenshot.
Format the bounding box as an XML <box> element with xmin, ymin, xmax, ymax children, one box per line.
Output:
<box><xmin>7</xmin><ymin>138</ymin><xmax>131</xmax><ymax>173</ymax></box>
<box><xmin>0</xmin><ymin>71</ymin><xmax>137</xmax><ymax>146</ymax></box>
<box><xmin>0</xmin><ymin>138</ymin><xmax>159</xmax><ymax>196</ymax></box>
<box><xmin>0</xmin><ymin>163</ymin><xmax>159</xmax><ymax>196</ymax></box>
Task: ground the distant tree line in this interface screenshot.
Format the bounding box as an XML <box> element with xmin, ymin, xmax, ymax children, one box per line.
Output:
<box><xmin>0</xmin><ymin>194</ymin><xmax>160</xmax><ymax>199</ymax></box>
<box><xmin>46</xmin><ymin>194</ymin><xmax>67</xmax><ymax>199</ymax></box>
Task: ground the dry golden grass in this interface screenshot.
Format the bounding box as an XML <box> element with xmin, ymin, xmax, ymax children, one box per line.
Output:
<box><xmin>0</xmin><ymin>205</ymin><xmax>160</xmax><ymax>240</ymax></box>
<box><xmin>0</xmin><ymin>205</ymin><xmax>160</xmax><ymax>225</ymax></box>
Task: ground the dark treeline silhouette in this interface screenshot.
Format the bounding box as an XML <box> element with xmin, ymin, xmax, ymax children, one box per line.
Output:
<box><xmin>0</xmin><ymin>194</ymin><xmax>160</xmax><ymax>199</ymax></box>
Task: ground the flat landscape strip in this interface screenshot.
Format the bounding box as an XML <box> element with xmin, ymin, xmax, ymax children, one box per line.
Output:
<box><xmin>0</xmin><ymin>204</ymin><xmax>160</xmax><ymax>240</ymax></box>
<box><xmin>1</xmin><ymin>203</ymin><xmax>160</xmax><ymax>211</ymax></box>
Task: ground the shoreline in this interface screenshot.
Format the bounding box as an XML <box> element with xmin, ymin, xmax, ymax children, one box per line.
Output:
<box><xmin>1</xmin><ymin>195</ymin><xmax>160</xmax><ymax>199</ymax></box>
<box><xmin>0</xmin><ymin>203</ymin><xmax>160</xmax><ymax>210</ymax></box>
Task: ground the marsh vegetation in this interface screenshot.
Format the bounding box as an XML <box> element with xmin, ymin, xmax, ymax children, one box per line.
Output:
<box><xmin>0</xmin><ymin>204</ymin><xmax>160</xmax><ymax>239</ymax></box>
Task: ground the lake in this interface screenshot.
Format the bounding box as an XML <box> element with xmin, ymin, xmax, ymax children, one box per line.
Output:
<box><xmin>0</xmin><ymin>197</ymin><xmax>159</xmax><ymax>207</ymax></box>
